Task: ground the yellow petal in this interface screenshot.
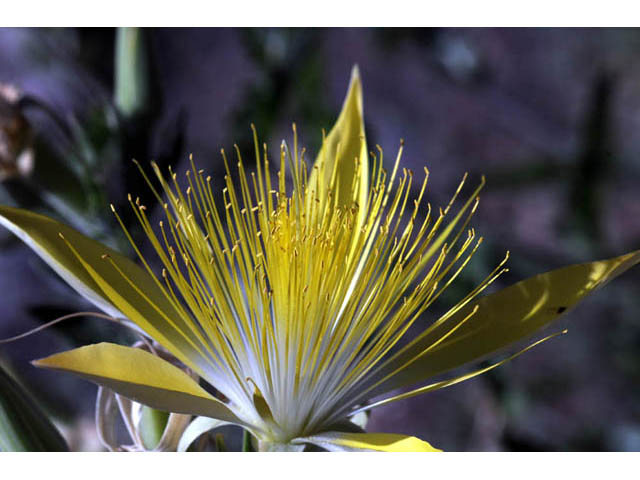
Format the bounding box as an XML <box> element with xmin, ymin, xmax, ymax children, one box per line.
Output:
<box><xmin>358</xmin><ymin>329</ymin><xmax>566</xmax><ymax>413</ymax></box>
<box><xmin>58</xmin><ymin>233</ymin><xmax>215</xmax><ymax>379</ymax></box>
<box><xmin>294</xmin><ymin>431</ymin><xmax>441</xmax><ymax>452</ymax></box>
<box><xmin>0</xmin><ymin>205</ymin><xmax>211</xmax><ymax>378</ymax></box>
<box><xmin>0</xmin><ymin>205</ymin><xmax>121</xmax><ymax>318</ymax></box>
<box><xmin>371</xmin><ymin>250</ymin><xmax>640</xmax><ymax>396</ymax></box>
<box><xmin>307</xmin><ymin>65</ymin><xmax>368</xmax><ymax>228</ymax></box>
<box><xmin>33</xmin><ymin>343</ymin><xmax>243</xmax><ymax>425</ymax></box>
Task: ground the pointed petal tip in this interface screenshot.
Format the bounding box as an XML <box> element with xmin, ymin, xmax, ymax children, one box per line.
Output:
<box><xmin>31</xmin><ymin>355</ymin><xmax>64</xmax><ymax>370</ymax></box>
<box><xmin>348</xmin><ymin>65</ymin><xmax>363</xmax><ymax>93</ymax></box>
<box><xmin>32</xmin><ymin>342</ymin><xmax>112</xmax><ymax>369</ymax></box>
<box><xmin>31</xmin><ymin>345</ymin><xmax>83</xmax><ymax>368</ymax></box>
<box><xmin>31</xmin><ymin>352</ymin><xmax>58</xmax><ymax>368</ymax></box>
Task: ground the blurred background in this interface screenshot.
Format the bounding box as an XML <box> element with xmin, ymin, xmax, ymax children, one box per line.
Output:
<box><xmin>0</xmin><ymin>27</ymin><xmax>639</xmax><ymax>451</ymax></box>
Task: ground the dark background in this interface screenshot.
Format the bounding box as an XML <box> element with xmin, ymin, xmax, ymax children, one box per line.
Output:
<box><xmin>1</xmin><ymin>27</ymin><xmax>639</xmax><ymax>451</ymax></box>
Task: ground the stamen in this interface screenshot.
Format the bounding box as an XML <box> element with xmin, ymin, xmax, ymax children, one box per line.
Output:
<box><xmin>114</xmin><ymin>131</ymin><xmax>496</xmax><ymax>438</ymax></box>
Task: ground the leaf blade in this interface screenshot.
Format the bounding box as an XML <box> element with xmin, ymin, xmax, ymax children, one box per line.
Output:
<box><xmin>0</xmin><ymin>364</ymin><xmax>68</xmax><ymax>452</ymax></box>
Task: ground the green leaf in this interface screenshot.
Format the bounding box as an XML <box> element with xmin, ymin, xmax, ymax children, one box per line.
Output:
<box><xmin>370</xmin><ymin>250</ymin><xmax>640</xmax><ymax>397</ymax></box>
<box><xmin>114</xmin><ymin>27</ymin><xmax>150</xmax><ymax>119</ymax></box>
<box><xmin>0</xmin><ymin>363</ymin><xmax>68</xmax><ymax>452</ymax></box>
<box><xmin>307</xmin><ymin>65</ymin><xmax>368</xmax><ymax>228</ymax></box>
<box><xmin>293</xmin><ymin>431</ymin><xmax>440</xmax><ymax>452</ymax></box>
<box><xmin>33</xmin><ymin>343</ymin><xmax>244</xmax><ymax>425</ymax></box>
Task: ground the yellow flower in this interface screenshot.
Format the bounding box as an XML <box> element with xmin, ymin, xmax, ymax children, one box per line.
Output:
<box><xmin>1</xmin><ymin>67</ymin><xmax>638</xmax><ymax>451</ymax></box>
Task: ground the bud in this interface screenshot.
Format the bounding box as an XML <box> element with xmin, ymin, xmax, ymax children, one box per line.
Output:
<box><xmin>114</xmin><ymin>28</ymin><xmax>151</xmax><ymax>119</ymax></box>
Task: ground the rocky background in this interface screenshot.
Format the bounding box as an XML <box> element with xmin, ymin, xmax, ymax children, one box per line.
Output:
<box><xmin>0</xmin><ymin>27</ymin><xmax>639</xmax><ymax>451</ymax></box>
